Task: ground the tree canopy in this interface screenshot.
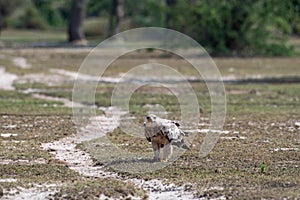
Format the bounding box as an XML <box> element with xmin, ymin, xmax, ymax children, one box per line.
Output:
<box><xmin>1</xmin><ymin>0</ymin><xmax>299</xmax><ymax>56</ymax></box>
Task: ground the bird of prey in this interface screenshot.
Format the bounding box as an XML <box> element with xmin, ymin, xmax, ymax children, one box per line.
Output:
<box><xmin>144</xmin><ymin>114</ymin><xmax>189</xmax><ymax>162</ymax></box>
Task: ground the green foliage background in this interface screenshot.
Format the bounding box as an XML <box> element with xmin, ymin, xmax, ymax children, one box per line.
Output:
<box><xmin>1</xmin><ymin>0</ymin><xmax>300</xmax><ymax>56</ymax></box>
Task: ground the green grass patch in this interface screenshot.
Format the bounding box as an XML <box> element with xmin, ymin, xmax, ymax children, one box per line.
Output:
<box><xmin>226</xmin><ymin>84</ymin><xmax>300</xmax><ymax>115</ymax></box>
<box><xmin>39</xmin><ymin>82</ymin><xmax>300</xmax><ymax>117</ymax></box>
<box><xmin>0</xmin><ymin>29</ymin><xmax>66</xmax><ymax>43</ymax></box>
<box><xmin>0</xmin><ymin>90</ymin><xmax>71</xmax><ymax>115</ymax></box>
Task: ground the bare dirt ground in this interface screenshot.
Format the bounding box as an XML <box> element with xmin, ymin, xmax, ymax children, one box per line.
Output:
<box><xmin>0</xmin><ymin>48</ymin><xmax>299</xmax><ymax>199</ymax></box>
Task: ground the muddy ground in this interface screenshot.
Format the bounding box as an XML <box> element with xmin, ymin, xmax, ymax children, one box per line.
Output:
<box><xmin>0</xmin><ymin>49</ymin><xmax>299</xmax><ymax>199</ymax></box>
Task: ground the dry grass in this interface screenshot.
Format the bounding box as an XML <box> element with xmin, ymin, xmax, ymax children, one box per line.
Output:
<box><xmin>0</xmin><ymin>48</ymin><xmax>299</xmax><ymax>199</ymax></box>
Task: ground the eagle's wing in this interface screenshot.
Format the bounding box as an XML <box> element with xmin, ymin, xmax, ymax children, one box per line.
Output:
<box><xmin>144</xmin><ymin>115</ymin><xmax>189</xmax><ymax>149</ymax></box>
<box><xmin>160</xmin><ymin>120</ymin><xmax>183</xmax><ymax>141</ymax></box>
<box><xmin>157</xmin><ymin>117</ymin><xmax>190</xmax><ymax>150</ymax></box>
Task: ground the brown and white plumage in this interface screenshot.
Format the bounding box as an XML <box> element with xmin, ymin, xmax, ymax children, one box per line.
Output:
<box><xmin>144</xmin><ymin>114</ymin><xmax>189</xmax><ymax>161</ymax></box>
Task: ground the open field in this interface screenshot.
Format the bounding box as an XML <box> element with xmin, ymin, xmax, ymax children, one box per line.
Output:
<box><xmin>0</xmin><ymin>48</ymin><xmax>299</xmax><ymax>199</ymax></box>
<box><xmin>0</xmin><ymin>30</ymin><xmax>67</xmax><ymax>44</ymax></box>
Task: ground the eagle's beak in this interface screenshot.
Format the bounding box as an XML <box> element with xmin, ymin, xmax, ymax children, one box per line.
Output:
<box><xmin>146</xmin><ymin>116</ymin><xmax>152</xmax><ymax>122</ymax></box>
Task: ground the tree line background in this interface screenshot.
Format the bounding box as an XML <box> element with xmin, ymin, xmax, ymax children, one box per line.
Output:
<box><xmin>0</xmin><ymin>0</ymin><xmax>299</xmax><ymax>56</ymax></box>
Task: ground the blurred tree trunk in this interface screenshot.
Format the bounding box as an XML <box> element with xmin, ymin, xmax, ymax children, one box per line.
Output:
<box><xmin>68</xmin><ymin>0</ymin><xmax>86</xmax><ymax>44</ymax></box>
<box><xmin>165</xmin><ymin>0</ymin><xmax>176</xmax><ymax>28</ymax></box>
<box><xmin>0</xmin><ymin>0</ymin><xmax>24</xmax><ymax>35</ymax></box>
<box><xmin>108</xmin><ymin>0</ymin><xmax>124</xmax><ymax>36</ymax></box>
<box><xmin>0</xmin><ymin>11</ymin><xmax>3</xmax><ymax>35</ymax></box>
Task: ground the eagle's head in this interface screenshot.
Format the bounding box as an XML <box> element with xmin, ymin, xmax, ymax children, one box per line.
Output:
<box><xmin>146</xmin><ymin>114</ymin><xmax>157</xmax><ymax>123</ymax></box>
